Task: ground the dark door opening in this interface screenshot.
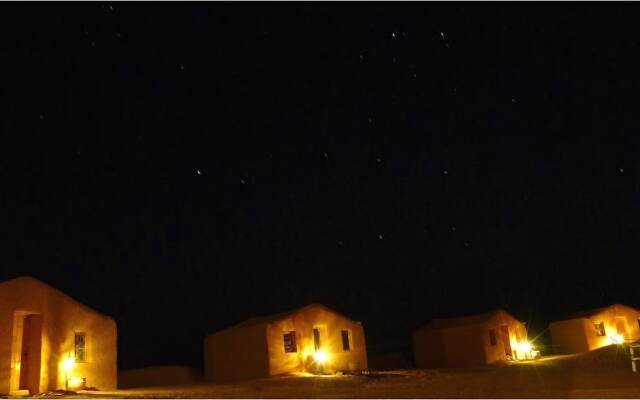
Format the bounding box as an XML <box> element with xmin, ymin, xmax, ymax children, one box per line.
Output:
<box><xmin>313</xmin><ymin>328</ymin><xmax>321</xmax><ymax>351</ymax></box>
<box><xmin>500</xmin><ymin>325</ymin><xmax>512</xmax><ymax>358</ymax></box>
<box><xmin>616</xmin><ymin>317</ymin><xmax>628</xmax><ymax>337</ymax></box>
<box><xmin>18</xmin><ymin>314</ymin><xmax>42</xmax><ymax>394</ymax></box>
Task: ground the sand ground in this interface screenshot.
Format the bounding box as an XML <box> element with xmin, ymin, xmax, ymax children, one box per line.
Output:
<box><xmin>24</xmin><ymin>345</ymin><xmax>640</xmax><ymax>398</ymax></box>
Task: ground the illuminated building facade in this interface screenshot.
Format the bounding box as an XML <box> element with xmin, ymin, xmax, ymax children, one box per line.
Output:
<box><xmin>413</xmin><ymin>309</ymin><xmax>530</xmax><ymax>368</ymax></box>
<box><xmin>549</xmin><ymin>304</ymin><xmax>640</xmax><ymax>354</ymax></box>
<box><xmin>0</xmin><ymin>277</ymin><xmax>117</xmax><ymax>395</ymax></box>
<box><xmin>204</xmin><ymin>304</ymin><xmax>367</xmax><ymax>382</ymax></box>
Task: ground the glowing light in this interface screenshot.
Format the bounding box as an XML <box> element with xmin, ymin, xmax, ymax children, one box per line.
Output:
<box><xmin>610</xmin><ymin>333</ymin><xmax>624</xmax><ymax>344</ymax></box>
<box><xmin>513</xmin><ymin>340</ymin><xmax>535</xmax><ymax>360</ymax></box>
<box><xmin>518</xmin><ymin>341</ymin><xmax>532</xmax><ymax>353</ymax></box>
<box><xmin>63</xmin><ymin>357</ymin><xmax>75</xmax><ymax>372</ymax></box>
<box><xmin>314</xmin><ymin>350</ymin><xmax>328</xmax><ymax>363</ymax></box>
<box><xmin>63</xmin><ymin>356</ymin><xmax>76</xmax><ymax>391</ymax></box>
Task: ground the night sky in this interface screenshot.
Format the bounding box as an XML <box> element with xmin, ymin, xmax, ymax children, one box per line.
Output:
<box><xmin>3</xmin><ymin>3</ymin><xmax>640</xmax><ymax>370</ymax></box>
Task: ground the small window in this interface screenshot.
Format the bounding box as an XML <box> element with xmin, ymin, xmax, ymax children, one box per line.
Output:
<box><xmin>74</xmin><ymin>332</ymin><xmax>86</xmax><ymax>362</ymax></box>
<box><xmin>283</xmin><ymin>331</ymin><xmax>297</xmax><ymax>353</ymax></box>
<box><xmin>341</xmin><ymin>330</ymin><xmax>351</xmax><ymax>351</ymax></box>
<box><xmin>594</xmin><ymin>322</ymin><xmax>606</xmax><ymax>337</ymax></box>
<box><xmin>489</xmin><ymin>329</ymin><xmax>497</xmax><ymax>346</ymax></box>
<box><xmin>313</xmin><ymin>328</ymin><xmax>321</xmax><ymax>351</ymax></box>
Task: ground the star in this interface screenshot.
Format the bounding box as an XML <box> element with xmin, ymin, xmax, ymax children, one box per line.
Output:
<box><xmin>359</xmin><ymin>54</ymin><xmax>364</xmax><ymax>61</ymax></box>
<box><xmin>179</xmin><ymin>64</ymin><xmax>185</xmax><ymax>71</ymax></box>
<box><xmin>439</xmin><ymin>31</ymin><xmax>450</xmax><ymax>48</ymax></box>
<box><xmin>39</xmin><ymin>114</ymin><xmax>44</xmax><ymax>120</ymax></box>
<box><xmin>378</xmin><ymin>234</ymin><xmax>383</xmax><ymax>240</ymax></box>
<box><xmin>511</xmin><ymin>98</ymin><xmax>517</xmax><ymax>103</ymax></box>
<box><xmin>323</xmin><ymin>152</ymin><xmax>328</xmax><ymax>159</ymax></box>
<box><xmin>368</xmin><ymin>117</ymin><xmax>373</xmax><ymax>124</ymax></box>
<box><xmin>196</xmin><ymin>169</ymin><xmax>203</xmax><ymax>176</ymax></box>
<box><xmin>443</xmin><ymin>170</ymin><xmax>449</xmax><ymax>175</ymax></box>
<box><xmin>391</xmin><ymin>32</ymin><xmax>397</xmax><ymax>38</ymax></box>
<box><xmin>240</xmin><ymin>179</ymin><xmax>246</xmax><ymax>185</ymax></box>
<box><xmin>619</xmin><ymin>168</ymin><xmax>625</xmax><ymax>173</ymax></box>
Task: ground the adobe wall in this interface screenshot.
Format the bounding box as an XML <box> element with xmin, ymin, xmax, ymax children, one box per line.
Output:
<box><xmin>549</xmin><ymin>319</ymin><xmax>591</xmax><ymax>354</ymax></box>
<box><xmin>0</xmin><ymin>278</ymin><xmax>117</xmax><ymax>394</ymax></box>
<box><xmin>204</xmin><ymin>322</ymin><xmax>270</xmax><ymax>382</ymax></box>
<box><xmin>266</xmin><ymin>305</ymin><xmax>367</xmax><ymax>375</ymax></box>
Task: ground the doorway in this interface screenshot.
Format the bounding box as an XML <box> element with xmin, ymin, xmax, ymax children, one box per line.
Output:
<box><xmin>18</xmin><ymin>314</ymin><xmax>43</xmax><ymax>394</ymax></box>
<box><xmin>615</xmin><ymin>316</ymin><xmax>628</xmax><ymax>337</ymax></box>
<box><xmin>313</xmin><ymin>328</ymin><xmax>321</xmax><ymax>351</ymax></box>
<box><xmin>500</xmin><ymin>325</ymin><xmax>512</xmax><ymax>358</ymax></box>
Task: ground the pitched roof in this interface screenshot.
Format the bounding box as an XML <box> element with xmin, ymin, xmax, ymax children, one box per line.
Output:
<box><xmin>423</xmin><ymin>309</ymin><xmax>515</xmax><ymax>330</ymax></box>
<box><xmin>0</xmin><ymin>275</ymin><xmax>113</xmax><ymax>318</ymax></box>
<box><xmin>560</xmin><ymin>307</ymin><xmax>608</xmax><ymax>321</ymax></box>
<box><xmin>216</xmin><ymin>303</ymin><xmax>358</xmax><ymax>333</ymax></box>
<box><xmin>234</xmin><ymin>309</ymin><xmax>297</xmax><ymax>328</ymax></box>
<box><xmin>553</xmin><ymin>304</ymin><xmax>639</xmax><ymax>322</ymax></box>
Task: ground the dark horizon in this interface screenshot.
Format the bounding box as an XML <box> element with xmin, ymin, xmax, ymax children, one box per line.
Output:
<box><xmin>3</xmin><ymin>3</ymin><xmax>640</xmax><ymax>370</ymax></box>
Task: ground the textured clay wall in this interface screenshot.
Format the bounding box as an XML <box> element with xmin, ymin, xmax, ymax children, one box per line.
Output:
<box><xmin>440</xmin><ymin>325</ymin><xmax>486</xmax><ymax>367</ymax></box>
<box><xmin>204</xmin><ymin>322</ymin><xmax>270</xmax><ymax>382</ymax></box>
<box><xmin>483</xmin><ymin>312</ymin><xmax>528</xmax><ymax>364</ymax></box>
<box><xmin>549</xmin><ymin>319</ymin><xmax>591</xmax><ymax>354</ymax></box>
<box><xmin>550</xmin><ymin>304</ymin><xmax>640</xmax><ymax>354</ymax></box>
<box><xmin>412</xmin><ymin>327</ymin><xmax>445</xmax><ymax>368</ymax></box>
<box><xmin>205</xmin><ymin>304</ymin><xmax>367</xmax><ymax>381</ymax></box>
<box><xmin>266</xmin><ymin>305</ymin><xmax>367</xmax><ymax>376</ymax></box>
<box><xmin>0</xmin><ymin>277</ymin><xmax>117</xmax><ymax>394</ymax></box>
<box><xmin>586</xmin><ymin>305</ymin><xmax>640</xmax><ymax>350</ymax></box>
<box><xmin>413</xmin><ymin>311</ymin><xmax>528</xmax><ymax>368</ymax></box>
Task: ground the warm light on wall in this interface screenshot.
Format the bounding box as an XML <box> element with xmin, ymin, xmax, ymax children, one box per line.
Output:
<box><xmin>513</xmin><ymin>340</ymin><xmax>536</xmax><ymax>360</ymax></box>
<box><xmin>314</xmin><ymin>350</ymin><xmax>328</xmax><ymax>363</ymax></box>
<box><xmin>518</xmin><ymin>341</ymin><xmax>532</xmax><ymax>354</ymax></box>
<box><xmin>63</xmin><ymin>355</ymin><xmax>75</xmax><ymax>391</ymax></box>
<box><xmin>67</xmin><ymin>377</ymin><xmax>85</xmax><ymax>390</ymax></box>
<box><xmin>610</xmin><ymin>333</ymin><xmax>624</xmax><ymax>344</ymax></box>
<box><xmin>63</xmin><ymin>356</ymin><xmax>75</xmax><ymax>372</ymax></box>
